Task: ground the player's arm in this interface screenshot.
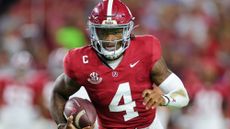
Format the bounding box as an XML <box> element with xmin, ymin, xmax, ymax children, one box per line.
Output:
<box><xmin>50</xmin><ymin>73</ymin><xmax>81</xmax><ymax>129</ymax></box>
<box><xmin>142</xmin><ymin>57</ymin><xmax>189</xmax><ymax>109</ymax></box>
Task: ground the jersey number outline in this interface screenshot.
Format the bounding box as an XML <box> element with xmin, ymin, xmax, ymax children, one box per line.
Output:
<box><xmin>109</xmin><ymin>82</ymin><xmax>139</xmax><ymax>121</ymax></box>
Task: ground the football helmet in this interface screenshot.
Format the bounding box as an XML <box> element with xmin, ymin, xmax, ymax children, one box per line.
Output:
<box><xmin>88</xmin><ymin>0</ymin><xmax>134</xmax><ymax>60</ymax></box>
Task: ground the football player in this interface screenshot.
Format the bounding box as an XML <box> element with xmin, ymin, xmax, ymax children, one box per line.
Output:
<box><xmin>50</xmin><ymin>0</ymin><xmax>189</xmax><ymax>129</ymax></box>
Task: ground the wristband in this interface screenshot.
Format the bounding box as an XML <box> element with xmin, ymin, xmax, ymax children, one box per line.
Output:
<box><xmin>161</xmin><ymin>95</ymin><xmax>170</xmax><ymax>106</ymax></box>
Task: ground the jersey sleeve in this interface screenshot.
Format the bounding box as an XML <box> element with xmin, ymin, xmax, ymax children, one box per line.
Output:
<box><xmin>63</xmin><ymin>50</ymin><xmax>76</xmax><ymax>79</ymax></box>
<box><xmin>150</xmin><ymin>36</ymin><xmax>162</xmax><ymax>66</ymax></box>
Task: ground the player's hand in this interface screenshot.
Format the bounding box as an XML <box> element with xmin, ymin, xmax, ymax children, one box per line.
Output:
<box><xmin>82</xmin><ymin>125</ymin><xmax>95</xmax><ymax>129</ymax></box>
<box><xmin>142</xmin><ymin>87</ymin><xmax>165</xmax><ymax>110</ymax></box>
<box><xmin>64</xmin><ymin>116</ymin><xmax>95</xmax><ymax>129</ymax></box>
<box><xmin>64</xmin><ymin>116</ymin><xmax>77</xmax><ymax>129</ymax></box>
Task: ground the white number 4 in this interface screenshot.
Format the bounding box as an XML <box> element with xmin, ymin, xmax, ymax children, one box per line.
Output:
<box><xmin>109</xmin><ymin>82</ymin><xmax>139</xmax><ymax>121</ymax></box>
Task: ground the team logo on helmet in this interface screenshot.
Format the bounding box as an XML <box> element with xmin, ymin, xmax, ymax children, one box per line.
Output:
<box><xmin>87</xmin><ymin>72</ymin><xmax>102</xmax><ymax>84</ymax></box>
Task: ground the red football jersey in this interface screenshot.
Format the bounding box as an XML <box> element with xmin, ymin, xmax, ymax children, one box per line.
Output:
<box><xmin>64</xmin><ymin>35</ymin><xmax>161</xmax><ymax>128</ymax></box>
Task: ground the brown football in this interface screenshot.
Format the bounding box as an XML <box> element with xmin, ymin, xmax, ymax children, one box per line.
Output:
<box><xmin>63</xmin><ymin>97</ymin><xmax>97</xmax><ymax>128</ymax></box>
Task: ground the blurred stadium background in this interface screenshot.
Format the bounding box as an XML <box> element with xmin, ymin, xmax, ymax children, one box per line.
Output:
<box><xmin>0</xmin><ymin>0</ymin><xmax>230</xmax><ymax>129</ymax></box>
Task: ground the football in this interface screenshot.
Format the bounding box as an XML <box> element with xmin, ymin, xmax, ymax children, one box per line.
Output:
<box><xmin>63</xmin><ymin>97</ymin><xmax>97</xmax><ymax>128</ymax></box>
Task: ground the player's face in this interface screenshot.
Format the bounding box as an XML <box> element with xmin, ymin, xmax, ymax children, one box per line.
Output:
<box><xmin>96</xmin><ymin>28</ymin><xmax>123</xmax><ymax>52</ymax></box>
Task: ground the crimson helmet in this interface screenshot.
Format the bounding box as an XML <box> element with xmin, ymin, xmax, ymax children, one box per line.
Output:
<box><xmin>88</xmin><ymin>0</ymin><xmax>135</xmax><ymax>60</ymax></box>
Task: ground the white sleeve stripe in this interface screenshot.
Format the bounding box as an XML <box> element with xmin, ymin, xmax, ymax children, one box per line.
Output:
<box><xmin>159</xmin><ymin>73</ymin><xmax>184</xmax><ymax>93</ymax></box>
<box><xmin>159</xmin><ymin>73</ymin><xmax>189</xmax><ymax>107</ymax></box>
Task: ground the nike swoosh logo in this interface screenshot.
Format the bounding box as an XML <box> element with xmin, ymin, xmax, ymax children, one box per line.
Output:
<box><xmin>130</xmin><ymin>60</ymin><xmax>140</xmax><ymax>68</ymax></box>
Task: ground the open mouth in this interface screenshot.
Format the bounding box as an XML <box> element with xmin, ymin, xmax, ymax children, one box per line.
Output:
<box><xmin>102</xmin><ymin>41</ymin><xmax>122</xmax><ymax>51</ymax></box>
<box><xmin>104</xmin><ymin>45</ymin><xmax>116</xmax><ymax>51</ymax></box>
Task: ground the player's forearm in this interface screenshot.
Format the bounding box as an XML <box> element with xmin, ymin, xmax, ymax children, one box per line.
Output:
<box><xmin>49</xmin><ymin>74</ymin><xmax>69</xmax><ymax>125</ymax></box>
<box><xmin>50</xmin><ymin>91</ymin><xmax>68</xmax><ymax>125</ymax></box>
<box><xmin>159</xmin><ymin>73</ymin><xmax>189</xmax><ymax>107</ymax></box>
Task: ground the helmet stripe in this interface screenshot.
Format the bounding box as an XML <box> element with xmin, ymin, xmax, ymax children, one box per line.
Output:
<box><xmin>107</xmin><ymin>0</ymin><xmax>114</xmax><ymax>20</ymax></box>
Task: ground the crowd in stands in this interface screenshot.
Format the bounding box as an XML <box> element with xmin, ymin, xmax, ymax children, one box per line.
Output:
<box><xmin>0</xmin><ymin>0</ymin><xmax>229</xmax><ymax>129</ymax></box>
